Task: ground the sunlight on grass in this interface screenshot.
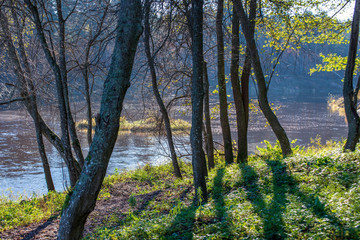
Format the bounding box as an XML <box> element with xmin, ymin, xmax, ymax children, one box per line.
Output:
<box><xmin>76</xmin><ymin>117</ymin><xmax>191</xmax><ymax>134</ymax></box>
<box><xmin>0</xmin><ymin>191</ymin><xmax>65</xmax><ymax>232</ymax></box>
<box><xmin>2</xmin><ymin>141</ymin><xmax>360</xmax><ymax>239</ymax></box>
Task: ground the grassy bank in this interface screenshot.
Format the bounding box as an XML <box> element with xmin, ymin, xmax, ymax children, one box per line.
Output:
<box><xmin>0</xmin><ymin>191</ymin><xmax>65</xmax><ymax>232</ymax></box>
<box><xmin>1</xmin><ymin>141</ymin><xmax>360</xmax><ymax>239</ymax></box>
<box><xmin>76</xmin><ymin>117</ymin><xmax>191</xmax><ymax>134</ymax></box>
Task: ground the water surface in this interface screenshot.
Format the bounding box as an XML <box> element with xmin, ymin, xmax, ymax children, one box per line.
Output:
<box><xmin>0</xmin><ymin>97</ymin><xmax>347</xmax><ymax>197</ymax></box>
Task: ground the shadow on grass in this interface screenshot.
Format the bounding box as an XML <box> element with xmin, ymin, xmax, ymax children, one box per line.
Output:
<box><xmin>134</xmin><ymin>190</ymin><xmax>161</xmax><ymax>214</ymax></box>
<box><xmin>240</xmin><ymin>163</ymin><xmax>286</xmax><ymax>239</ymax></box>
<box><xmin>164</xmin><ymin>204</ymin><xmax>197</xmax><ymax>240</ymax></box>
<box><xmin>213</xmin><ymin>168</ymin><xmax>233</xmax><ymax>238</ymax></box>
<box><xmin>240</xmin><ymin>160</ymin><xmax>359</xmax><ymax>239</ymax></box>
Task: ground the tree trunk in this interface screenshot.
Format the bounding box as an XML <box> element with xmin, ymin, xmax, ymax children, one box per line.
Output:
<box><xmin>25</xmin><ymin>0</ymin><xmax>82</xmax><ymax>185</ymax></box>
<box><xmin>230</xmin><ymin>3</ymin><xmax>255</xmax><ymax>163</ymax></box>
<box><xmin>144</xmin><ymin>0</ymin><xmax>182</xmax><ymax>178</ymax></box>
<box><xmin>57</xmin><ymin>1</ymin><xmax>142</xmax><ymax>238</ymax></box>
<box><xmin>343</xmin><ymin>0</ymin><xmax>360</xmax><ymax>151</ymax></box>
<box><xmin>56</xmin><ymin>0</ymin><xmax>85</xmax><ymax>168</ymax></box>
<box><xmin>216</xmin><ymin>0</ymin><xmax>234</xmax><ymax>164</ymax></box>
<box><xmin>203</xmin><ymin>61</ymin><xmax>215</xmax><ymax>169</ymax></box>
<box><xmin>0</xmin><ymin>9</ymin><xmax>55</xmax><ymax>191</ymax></box>
<box><xmin>83</xmin><ymin>55</ymin><xmax>93</xmax><ymax>147</ymax></box>
<box><xmin>233</xmin><ymin>0</ymin><xmax>292</xmax><ymax>156</ymax></box>
<box><xmin>230</xmin><ymin>8</ymin><xmax>247</xmax><ymax>163</ymax></box>
<box><xmin>32</xmin><ymin>99</ymin><xmax>55</xmax><ymax>191</ymax></box>
<box><xmin>190</xmin><ymin>0</ymin><xmax>208</xmax><ymax>203</ymax></box>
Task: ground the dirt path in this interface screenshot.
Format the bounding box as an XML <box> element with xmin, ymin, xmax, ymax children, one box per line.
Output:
<box><xmin>0</xmin><ymin>181</ymin><xmax>162</xmax><ymax>240</ymax></box>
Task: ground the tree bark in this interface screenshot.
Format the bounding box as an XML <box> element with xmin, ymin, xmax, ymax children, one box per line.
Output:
<box><xmin>216</xmin><ymin>0</ymin><xmax>234</xmax><ymax>164</ymax></box>
<box><xmin>83</xmin><ymin>62</ymin><xmax>93</xmax><ymax>147</ymax></box>
<box><xmin>230</xmin><ymin>8</ymin><xmax>247</xmax><ymax>163</ymax></box>
<box><xmin>230</xmin><ymin>3</ymin><xmax>255</xmax><ymax>163</ymax></box>
<box><xmin>144</xmin><ymin>0</ymin><xmax>182</xmax><ymax>178</ymax></box>
<box><xmin>190</xmin><ymin>0</ymin><xmax>208</xmax><ymax>203</ymax></box>
<box><xmin>203</xmin><ymin>61</ymin><xmax>215</xmax><ymax>169</ymax></box>
<box><xmin>343</xmin><ymin>0</ymin><xmax>360</xmax><ymax>151</ymax></box>
<box><xmin>57</xmin><ymin>1</ymin><xmax>143</xmax><ymax>238</ymax></box>
<box><xmin>233</xmin><ymin>0</ymin><xmax>292</xmax><ymax>156</ymax></box>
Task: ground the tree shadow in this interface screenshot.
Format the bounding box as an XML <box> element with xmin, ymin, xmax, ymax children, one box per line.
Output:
<box><xmin>269</xmin><ymin>160</ymin><xmax>358</xmax><ymax>238</ymax></box>
<box><xmin>134</xmin><ymin>190</ymin><xmax>162</xmax><ymax>214</ymax></box>
<box><xmin>213</xmin><ymin>168</ymin><xmax>233</xmax><ymax>238</ymax></box>
<box><xmin>240</xmin><ymin>160</ymin><xmax>359</xmax><ymax>239</ymax></box>
<box><xmin>240</xmin><ymin>163</ymin><xmax>286</xmax><ymax>239</ymax></box>
<box><xmin>164</xmin><ymin>204</ymin><xmax>197</xmax><ymax>239</ymax></box>
<box><xmin>21</xmin><ymin>214</ymin><xmax>59</xmax><ymax>240</ymax></box>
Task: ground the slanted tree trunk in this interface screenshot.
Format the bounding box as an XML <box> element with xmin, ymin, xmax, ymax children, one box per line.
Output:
<box><xmin>190</xmin><ymin>0</ymin><xmax>208</xmax><ymax>203</ymax></box>
<box><xmin>0</xmin><ymin>9</ymin><xmax>55</xmax><ymax>191</ymax></box>
<box><xmin>10</xmin><ymin>6</ymin><xmax>55</xmax><ymax>190</ymax></box>
<box><xmin>25</xmin><ymin>0</ymin><xmax>82</xmax><ymax>185</ymax></box>
<box><xmin>57</xmin><ymin>1</ymin><xmax>143</xmax><ymax>238</ymax></box>
<box><xmin>0</xmin><ymin>11</ymin><xmax>74</xmax><ymax>183</ymax></box>
<box><xmin>216</xmin><ymin>0</ymin><xmax>233</xmax><ymax>164</ymax></box>
<box><xmin>144</xmin><ymin>0</ymin><xmax>182</xmax><ymax>178</ymax></box>
<box><xmin>343</xmin><ymin>0</ymin><xmax>360</xmax><ymax>151</ymax></box>
<box><xmin>233</xmin><ymin>0</ymin><xmax>292</xmax><ymax>156</ymax></box>
<box><xmin>203</xmin><ymin>61</ymin><xmax>215</xmax><ymax>169</ymax></box>
<box><xmin>56</xmin><ymin>0</ymin><xmax>85</xmax><ymax>168</ymax></box>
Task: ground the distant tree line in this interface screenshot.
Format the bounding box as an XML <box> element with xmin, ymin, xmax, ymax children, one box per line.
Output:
<box><xmin>0</xmin><ymin>0</ymin><xmax>357</xmax><ymax>238</ymax></box>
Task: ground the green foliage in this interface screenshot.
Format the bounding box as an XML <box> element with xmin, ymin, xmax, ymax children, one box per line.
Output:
<box><xmin>128</xmin><ymin>195</ymin><xmax>137</xmax><ymax>208</ymax></box>
<box><xmin>84</xmin><ymin>141</ymin><xmax>360</xmax><ymax>239</ymax></box>
<box><xmin>309</xmin><ymin>53</ymin><xmax>359</xmax><ymax>76</ymax></box>
<box><xmin>3</xmin><ymin>142</ymin><xmax>360</xmax><ymax>239</ymax></box>
<box><xmin>0</xmin><ymin>191</ymin><xmax>65</xmax><ymax>232</ymax></box>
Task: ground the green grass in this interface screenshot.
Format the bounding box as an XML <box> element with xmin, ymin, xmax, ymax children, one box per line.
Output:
<box><xmin>1</xmin><ymin>141</ymin><xmax>360</xmax><ymax>239</ymax></box>
<box><xmin>76</xmin><ymin>117</ymin><xmax>191</xmax><ymax>134</ymax></box>
<box><xmin>85</xmin><ymin>141</ymin><xmax>360</xmax><ymax>239</ymax></box>
<box><xmin>0</xmin><ymin>191</ymin><xmax>66</xmax><ymax>232</ymax></box>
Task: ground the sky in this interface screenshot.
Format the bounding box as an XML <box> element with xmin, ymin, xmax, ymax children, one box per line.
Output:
<box><xmin>327</xmin><ymin>0</ymin><xmax>355</xmax><ymax>21</ymax></box>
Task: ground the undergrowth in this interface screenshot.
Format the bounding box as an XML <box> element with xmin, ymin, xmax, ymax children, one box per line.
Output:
<box><xmin>0</xmin><ymin>191</ymin><xmax>65</xmax><ymax>232</ymax></box>
<box><xmin>1</xmin><ymin>140</ymin><xmax>360</xmax><ymax>239</ymax></box>
<box><xmin>86</xmin><ymin>140</ymin><xmax>360</xmax><ymax>239</ymax></box>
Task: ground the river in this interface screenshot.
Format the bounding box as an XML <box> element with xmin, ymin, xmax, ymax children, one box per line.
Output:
<box><xmin>0</xmin><ymin>94</ymin><xmax>347</xmax><ymax>197</ymax></box>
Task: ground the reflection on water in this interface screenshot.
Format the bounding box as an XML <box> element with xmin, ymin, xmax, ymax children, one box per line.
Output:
<box><xmin>0</xmin><ymin>98</ymin><xmax>347</xmax><ymax>197</ymax></box>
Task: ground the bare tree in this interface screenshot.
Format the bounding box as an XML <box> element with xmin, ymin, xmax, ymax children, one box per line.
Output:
<box><xmin>25</xmin><ymin>0</ymin><xmax>83</xmax><ymax>185</ymax></box>
<box><xmin>144</xmin><ymin>0</ymin><xmax>182</xmax><ymax>178</ymax></box>
<box><xmin>0</xmin><ymin>6</ymin><xmax>55</xmax><ymax>191</ymax></box>
<box><xmin>67</xmin><ymin>0</ymin><xmax>115</xmax><ymax>147</ymax></box>
<box><xmin>57</xmin><ymin>0</ymin><xmax>143</xmax><ymax>238</ymax></box>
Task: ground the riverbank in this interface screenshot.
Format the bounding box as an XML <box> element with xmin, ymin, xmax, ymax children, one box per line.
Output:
<box><xmin>1</xmin><ymin>141</ymin><xmax>360</xmax><ymax>239</ymax></box>
<box><xmin>76</xmin><ymin>117</ymin><xmax>191</xmax><ymax>134</ymax></box>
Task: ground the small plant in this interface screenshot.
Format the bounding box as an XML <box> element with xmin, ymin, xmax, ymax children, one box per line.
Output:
<box><xmin>128</xmin><ymin>195</ymin><xmax>137</xmax><ymax>208</ymax></box>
